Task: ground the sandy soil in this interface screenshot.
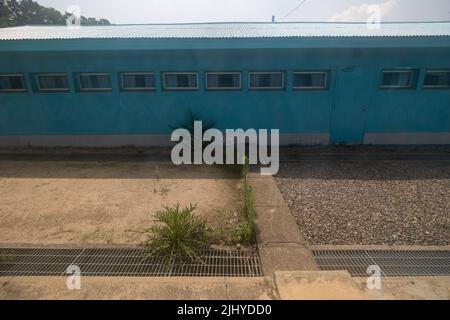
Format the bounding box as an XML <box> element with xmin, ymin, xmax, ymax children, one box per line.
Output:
<box><xmin>0</xmin><ymin>160</ymin><xmax>242</xmax><ymax>246</ymax></box>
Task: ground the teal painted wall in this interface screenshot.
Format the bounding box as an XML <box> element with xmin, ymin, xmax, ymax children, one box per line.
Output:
<box><xmin>0</xmin><ymin>47</ymin><xmax>449</xmax><ymax>144</ymax></box>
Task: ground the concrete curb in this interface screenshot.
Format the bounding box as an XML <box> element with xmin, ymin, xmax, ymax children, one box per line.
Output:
<box><xmin>0</xmin><ymin>276</ymin><xmax>279</xmax><ymax>300</ymax></box>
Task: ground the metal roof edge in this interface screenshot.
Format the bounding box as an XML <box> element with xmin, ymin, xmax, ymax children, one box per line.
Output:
<box><xmin>1</xmin><ymin>36</ymin><xmax>449</xmax><ymax>52</ymax></box>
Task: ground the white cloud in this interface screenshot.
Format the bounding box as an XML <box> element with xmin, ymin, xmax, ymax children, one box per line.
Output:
<box><xmin>329</xmin><ymin>0</ymin><xmax>398</xmax><ymax>22</ymax></box>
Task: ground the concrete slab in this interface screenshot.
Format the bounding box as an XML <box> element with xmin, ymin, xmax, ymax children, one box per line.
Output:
<box><xmin>224</xmin><ymin>277</ymin><xmax>279</xmax><ymax>300</ymax></box>
<box><xmin>1</xmin><ymin>273</ymin><xmax>447</xmax><ymax>300</ymax></box>
<box><xmin>275</xmin><ymin>271</ymin><xmax>450</xmax><ymax>300</ymax></box>
<box><xmin>0</xmin><ymin>277</ymin><xmax>277</xmax><ymax>300</ymax></box>
<box><xmin>255</xmin><ymin>207</ymin><xmax>306</xmax><ymax>245</ymax></box>
<box><xmin>358</xmin><ymin>277</ymin><xmax>450</xmax><ymax>300</ymax></box>
<box><xmin>275</xmin><ymin>271</ymin><xmax>371</xmax><ymax>300</ymax></box>
<box><xmin>248</xmin><ymin>177</ymin><xmax>286</xmax><ymax>207</ymax></box>
<box><xmin>259</xmin><ymin>246</ymin><xmax>318</xmax><ymax>274</ymax></box>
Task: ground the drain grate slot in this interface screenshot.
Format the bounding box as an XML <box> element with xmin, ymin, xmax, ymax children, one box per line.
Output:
<box><xmin>0</xmin><ymin>248</ymin><xmax>262</xmax><ymax>277</ymax></box>
<box><xmin>312</xmin><ymin>250</ymin><xmax>450</xmax><ymax>277</ymax></box>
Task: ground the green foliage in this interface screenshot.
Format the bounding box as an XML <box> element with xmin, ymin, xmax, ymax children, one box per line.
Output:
<box><xmin>144</xmin><ymin>203</ymin><xmax>212</xmax><ymax>261</ymax></box>
<box><xmin>0</xmin><ymin>4</ymin><xmax>9</xmax><ymax>27</ymax></box>
<box><xmin>241</xmin><ymin>154</ymin><xmax>249</xmax><ymax>181</ymax></box>
<box><xmin>0</xmin><ymin>0</ymin><xmax>110</xmax><ymax>28</ymax></box>
<box><xmin>234</xmin><ymin>155</ymin><xmax>256</xmax><ymax>244</ymax></box>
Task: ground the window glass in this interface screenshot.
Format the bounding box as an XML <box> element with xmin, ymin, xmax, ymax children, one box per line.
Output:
<box><xmin>37</xmin><ymin>74</ymin><xmax>69</xmax><ymax>90</ymax></box>
<box><xmin>163</xmin><ymin>73</ymin><xmax>198</xmax><ymax>90</ymax></box>
<box><xmin>381</xmin><ymin>71</ymin><xmax>412</xmax><ymax>88</ymax></box>
<box><xmin>122</xmin><ymin>73</ymin><xmax>155</xmax><ymax>90</ymax></box>
<box><xmin>206</xmin><ymin>73</ymin><xmax>241</xmax><ymax>89</ymax></box>
<box><xmin>293</xmin><ymin>72</ymin><xmax>328</xmax><ymax>89</ymax></box>
<box><xmin>424</xmin><ymin>71</ymin><xmax>450</xmax><ymax>88</ymax></box>
<box><xmin>249</xmin><ymin>72</ymin><xmax>284</xmax><ymax>89</ymax></box>
<box><xmin>79</xmin><ymin>74</ymin><xmax>112</xmax><ymax>90</ymax></box>
<box><xmin>0</xmin><ymin>74</ymin><xmax>26</xmax><ymax>91</ymax></box>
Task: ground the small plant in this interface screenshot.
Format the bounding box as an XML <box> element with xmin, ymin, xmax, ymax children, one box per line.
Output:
<box><xmin>234</xmin><ymin>156</ymin><xmax>256</xmax><ymax>245</ymax></box>
<box><xmin>144</xmin><ymin>203</ymin><xmax>212</xmax><ymax>261</ymax></box>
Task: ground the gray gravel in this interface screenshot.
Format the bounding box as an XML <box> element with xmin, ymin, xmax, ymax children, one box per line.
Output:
<box><xmin>275</xmin><ymin>160</ymin><xmax>450</xmax><ymax>246</ymax></box>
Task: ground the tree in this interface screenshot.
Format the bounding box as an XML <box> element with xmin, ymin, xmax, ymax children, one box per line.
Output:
<box><xmin>0</xmin><ymin>3</ymin><xmax>9</xmax><ymax>27</ymax></box>
<box><xmin>0</xmin><ymin>0</ymin><xmax>111</xmax><ymax>28</ymax></box>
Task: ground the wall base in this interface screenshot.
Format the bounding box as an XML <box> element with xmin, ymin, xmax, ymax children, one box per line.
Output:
<box><xmin>0</xmin><ymin>133</ymin><xmax>330</xmax><ymax>147</ymax></box>
<box><xmin>364</xmin><ymin>132</ymin><xmax>450</xmax><ymax>145</ymax></box>
<box><xmin>2</xmin><ymin>133</ymin><xmax>449</xmax><ymax>147</ymax></box>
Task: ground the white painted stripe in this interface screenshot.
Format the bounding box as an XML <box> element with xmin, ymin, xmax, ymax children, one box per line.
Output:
<box><xmin>364</xmin><ymin>132</ymin><xmax>450</xmax><ymax>145</ymax></box>
<box><xmin>280</xmin><ymin>134</ymin><xmax>330</xmax><ymax>145</ymax></box>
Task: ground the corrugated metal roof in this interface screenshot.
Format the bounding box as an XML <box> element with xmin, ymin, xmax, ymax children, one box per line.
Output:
<box><xmin>0</xmin><ymin>22</ymin><xmax>449</xmax><ymax>41</ymax></box>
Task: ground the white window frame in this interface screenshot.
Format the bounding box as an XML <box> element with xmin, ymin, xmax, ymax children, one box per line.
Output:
<box><xmin>162</xmin><ymin>72</ymin><xmax>199</xmax><ymax>91</ymax></box>
<box><xmin>120</xmin><ymin>72</ymin><xmax>156</xmax><ymax>91</ymax></box>
<box><xmin>380</xmin><ymin>70</ymin><xmax>413</xmax><ymax>89</ymax></box>
<box><xmin>0</xmin><ymin>73</ymin><xmax>27</xmax><ymax>92</ymax></box>
<box><xmin>77</xmin><ymin>73</ymin><xmax>112</xmax><ymax>92</ymax></box>
<box><xmin>423</xmin><ymin>70</ymin><xmax>450</xmax><ymax>89</ymax></box>
<box><xmin>248</xmin><ymin>72</ymin><xmax>285</xmax><ymax>90</ymax></box>
<box><xmin>293</xmin><ymin>71</ymin><xmax>328</xmax><ymax>90</ymax></box>
<box><xmin>36</xmin><ymin>73</ymin><xmax>70</xmax><ymax>92</ymax></box>
<box><xmin>205</xmin><ymin>72</ymin><xmax>241</xmax><ymax>90</ymax></box>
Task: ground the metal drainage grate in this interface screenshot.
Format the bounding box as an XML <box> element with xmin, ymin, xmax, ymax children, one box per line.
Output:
<box><xmin>0</xmin><ymin>248</ymin><xmax>262</xmax><ymax>277</ymax></box>
<box><xmin>313</xmin><ymin>250</ymin><xmax>450</xmax><ymax>277</ymax></box>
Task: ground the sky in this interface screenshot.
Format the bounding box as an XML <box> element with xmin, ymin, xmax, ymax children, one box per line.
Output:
<box><xmin>36</xmin><ymin>0</ymin><xmax>450</xmax><ymax>24</ymax></box>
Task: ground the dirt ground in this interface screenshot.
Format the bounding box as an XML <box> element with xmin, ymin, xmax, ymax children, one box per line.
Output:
<box><xmin>0</xmin><ymin>159</ymin><xmax>242</xmax><ymax>246</ymax></box>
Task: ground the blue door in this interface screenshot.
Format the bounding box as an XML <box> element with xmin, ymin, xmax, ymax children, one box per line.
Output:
<box><xmin>331</xmin><ymin>67</ymin><xmax>369</xmax><ymax>144</ymax></box>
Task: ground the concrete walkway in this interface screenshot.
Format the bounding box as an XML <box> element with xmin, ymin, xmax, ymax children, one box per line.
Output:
<box><xmin>248</xmin><ymin>172</ymin><xmax>318</xmax><ymax>274</ymax></box>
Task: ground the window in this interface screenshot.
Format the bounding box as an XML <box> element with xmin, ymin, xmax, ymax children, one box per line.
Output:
<box><xmin>380</xmin><ymin>70</ymin><xmax>413</xmax><ymax>88</ymax></box>
<box><xmin>249</xmin><ymin>72</ymin><xmax>284</xmax><ymax>90</ymax></box>
<box><xmin>78</xmin><ymin>73</ymin><xmax>112</xmax><ymax>91</ymax></box>
<box><xmin>293</xmin><ymin>72</ymin><xmax>328</xmax><ymax>90</ymax></box>
<box><xmin>206</xmin><ymin>72</ymin><xmax>241</xmax><ymax>90</ymax></box>
<box><xmin>0</xmin><ymin>74</ymin><xmax>26</xmax><ymax>92</ymax></box>
<box><xmin>423</xmin><ymin>70</ymin><xmax>450</xmax><ymax>89</ymax></box>
<box><xmin>36</xmin><ymin>74</ymin><xmax>69</xmax><ymax>91</ymax></box>
<box><xmin>121</xmin><ymin>73</ymin><xmax>156</xmax><ymax>91</ymax></box>
<box><xmin>163</xmin><ymin>73</ymin><xmax>198</xmax><ymax>90</ymax></box>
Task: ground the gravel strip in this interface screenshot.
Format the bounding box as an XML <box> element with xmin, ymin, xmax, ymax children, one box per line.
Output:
<box><xmin>275</xmin><ymin>160</ymin><xmax>450</xmax><ymax>246</ymax></box>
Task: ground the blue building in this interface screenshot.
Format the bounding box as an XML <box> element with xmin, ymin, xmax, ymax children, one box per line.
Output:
<box><xmin>0</xmin><ymin>22</ymin><xmax>449</xmax><ymax>146</ymax></box>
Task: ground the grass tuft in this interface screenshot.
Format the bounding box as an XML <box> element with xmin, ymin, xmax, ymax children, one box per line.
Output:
<box><xmin>144</xmin><ymin>203</ymin><xmax>212</xmax><ymax>261</ymax></box>
<box><xmin>234</xmin><ymin>155</ymin><xmax>256</xmax><ymax>245</ymax></box>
